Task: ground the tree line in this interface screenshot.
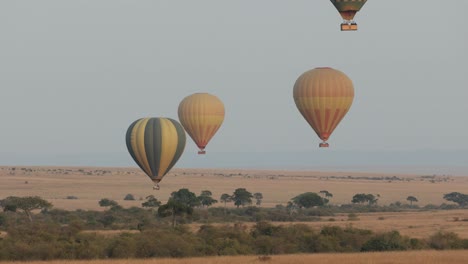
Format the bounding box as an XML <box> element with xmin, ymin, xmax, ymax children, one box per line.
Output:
<box><xmin>0</xmin><ymin>190</ymin><xmax>467</xmax><ymax>261</ymax></box>
<box><xmin>1</xmin><ymin>190</ymin><xmax>467</xmax><ymax>225</ymax></box>
<box><xmin>0</xmin><ymin>220</ymin><xmax>467</xmax><ymax>261</ymax></box>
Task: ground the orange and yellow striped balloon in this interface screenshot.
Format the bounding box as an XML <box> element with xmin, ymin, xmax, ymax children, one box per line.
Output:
<box><xmin>178</xmin><ymin>93</ymin><xmax>225</xmax><ymax>154</ymax></box>
<box><xmin>293</xmin><ymin>67</ymin><xmax>354</xmax><ymax>148</ymax></box>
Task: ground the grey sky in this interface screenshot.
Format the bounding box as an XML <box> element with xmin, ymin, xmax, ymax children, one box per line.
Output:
<box><xmin>0</xmin><ymin>1</ymin><xmax>467</xmax><ymax>172</ymax></box>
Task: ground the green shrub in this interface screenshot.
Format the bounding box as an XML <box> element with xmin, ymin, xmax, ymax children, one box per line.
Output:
<box><xmin>124</xmin><ymin>194</ymin><xmax>135</xmax><ymax>201</ymax></box>
<box><xmin>107</xmin><ymin>233</ymin><xmax>137</xmax><ymax>258</ymax></box>
<box><xmin>348</xmin><ymin>213</ymin><xmax>359</xmax><ymax>221</ymax></box>
<box><xmin>0</xmin><ymin>213</ymin><xmax>6</xmax><ymax>227</ymax></box>
<box><xmin>361</xmin><ymin>231</ymin><xmax>411</xmax><ymax>251</ymax></box>
<box><xmin>428</xmin><ymin>231</ymin><xmax>465</xmax><ymax>249</ymax></box>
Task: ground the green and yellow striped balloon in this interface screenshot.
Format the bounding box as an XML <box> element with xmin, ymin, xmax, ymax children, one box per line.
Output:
<box><xmin>126</xmin><ymin>117</ymin><xmax>186</xmax><ymax>189</ymax></box>
<box><xmin>330</xmin><ymin>0</ymin><xmax>367</xmax><ymax>20</ymax></box>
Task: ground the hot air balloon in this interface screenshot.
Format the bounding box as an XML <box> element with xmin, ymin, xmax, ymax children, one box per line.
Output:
<box><xmin>126</xmin><ymin>117</ymin><xmax>186</xmax><ymax>189</ymax></box>
<box><xmin>293</xmin><ymin>67</ymin><xmax>354</xmax><ymax>148</ymax></box>
<box><xmin>330</xmin><ymin>0</ymin><xmax>367</xmax><ymax>31</ymax></box>
<box><xmin>178</xmin><ymin>93</ymin><xmax>225</xmax><ymax>154</ymax></box>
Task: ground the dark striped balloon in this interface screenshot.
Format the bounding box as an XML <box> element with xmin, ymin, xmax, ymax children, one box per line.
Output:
<box><xmin>330</xmin><ymin>0</ymin><xmax>367</xmax><ymax>31</ymax></box>
<box><xmin>330</xmin><ymin>0</ymin><xmax>367</xmax><ymax>20</ymax></box>
<box><xmin>126</xmin><ymin>117</ymin><xmax>186</xmax><ymax>188</ymax></box>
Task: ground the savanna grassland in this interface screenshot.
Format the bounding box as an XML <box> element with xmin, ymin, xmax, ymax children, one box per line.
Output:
<box><xmin>1</xmin><ymin>166</ymin><xmax>468</xmax><ymax>263</ymax></box>
<box><xmin>1</xmin><ymin>166</ymin><xmax>468</xmax><ymax>239</ymax></box>
<box><xmin>1</xmin><ymin>251</ymin><xmax>467</xmax><ymax>264</ymax></box>
<box><xmin>1</xmin><ymin>166</ymin><xmax>466</xmax><ymax>209</ymax></box>
<box><xmin>188</xmin><ymin>209</ymin><xmax>468</xmax><ymax>239</ymax></box>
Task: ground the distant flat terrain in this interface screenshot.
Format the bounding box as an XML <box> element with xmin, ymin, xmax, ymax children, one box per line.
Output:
<box><xmin>1</xmin><ymin>166</ymin><xmax>466</xmax><ymax>210</ymax></box>
<box><xmin>1</xmin><ymin>166</ymin><xmax>468</xmax><ymax>239</ymax></box>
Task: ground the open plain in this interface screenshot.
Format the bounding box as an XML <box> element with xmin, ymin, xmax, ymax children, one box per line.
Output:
<box><xmin>1</xmin><ymin>166</ymin><xmax>466</xmax><ymax>209</ymax></box>
<box><xmin>1</xmin><ymin>166</ymin><xmax>468</xmax><ymax>239</ymax></box>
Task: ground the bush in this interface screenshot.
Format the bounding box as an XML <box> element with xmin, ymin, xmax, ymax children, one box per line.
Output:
<box><xmin>428</xmin><ymin>231</ymin><xmax>465</xmax><ymax>249</ymax></box>
<box><xmin>107</xmin><ymin>233</ymin><xmax>137</xmax><ymax>258</ymax></box>
<box><xmin>320</xmin><ymin>226</ymin><xmax>373</xmax><ymax>252</ymax></box>
<box><xmin>361</xmin><ymin>231</ymin><xmax>411</xmax><ymax>251</ymax></box>
<box><xmin>124</xmin><ymin>194</ymin><xmax>135</xmax><ymax>201</ymax></box>
<box><xmin>0</xmin><ymin>213</ymin><xmax>6</xmax><ymax>226</ymax></box>
<box><xmin>348</xmin><ymin>213</ymin><xmax>359</xmax><ymax>221</ymax></box>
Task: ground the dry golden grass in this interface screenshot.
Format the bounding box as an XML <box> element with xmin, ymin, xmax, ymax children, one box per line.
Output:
<box><xmin>1</xmin><ymin>166</ymin><xmax>467</xmax><ymax>238</ymax></box>
<box><xmin>1</xmin><ymin>166</ymin><xmax>466</xmax><ymax>210</ymax></box>
<box><xmin>1</xmin><ymin>251</ymin><xmax>468</xmax><ymax>264</ymax></box>
<box><xmin>83</xmin><ymin>208</ymin><xmax>468</xmax><ymax>239</ymax></box>
<box><xmin>81</xmin><ymin>229</ymin><xmax>140</xmax><ymax>236</ymax></box>
<box><xmin>188</xmin><ymin>209</ymin><xmax>468</xmax><ymax>239</ymax></box>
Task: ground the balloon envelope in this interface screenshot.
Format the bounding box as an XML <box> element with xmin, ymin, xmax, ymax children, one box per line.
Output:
<box><xmin>330</xmin><ymin>0</ymin><xmax>367</xmax><ymax>21</ymax></box>
<box><xmin>293</xmin><ymin>67</ymin><xmax>354</xmax><ymax>147</ymax></box>
<box><xmin>126</xmin><ymin>117</ymin><xmax>186</xmax><ymax>187</ymax></box>
<box><xmin>178</xmin><ymin>93</ymin><xmax>225</xmax><ymax>154</ymax></box>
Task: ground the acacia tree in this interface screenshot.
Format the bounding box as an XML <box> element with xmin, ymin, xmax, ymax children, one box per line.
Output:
<box><xmin>198</xmin><ymin>190</ymin><xmax>218</xmax><ymax>208</ymax></box>
<box><xmin>232</xmin><ymin>188</ymin><xmax>253</xmax><ymax>208</ymax></box>
<box><xmin>352</xmin><ymin>193</ymin><xmax>378</xmax><ymax>205</ymax></box>
<box><xmin>319</xmin><ymin>190</ymin><xmax>333</xmax><ymax>205</ymax></box>
<box><xmin>158</xmin><ymin>188</ymin><xmax>200</xmax><ymax>227</ymax></box>
<box><xmin>220</xmin><ymin>194</ymin><xmax>232</xmax><ymax>206</ymax></box>
<box><xmin>443</xmin><ymin>192</ymin><xmax>468</xmax><ymax>207</ymax></box>
<box><xmin>291</xmin><ymin>192</ymin><xmax>325</xmax><ymax>208</ymax></box>
<box><xmin>286</xmin><ymin>201</ymin><xmax>298</xmax><ymax>216</ymax></box>
<box><xmin>253</xmin><ymin>192</ymin><xmax>263</xmax><ymax>206</ymax></box>
<box><xmin>141</xmin><ymin>195</ymin><xmax>161</xmax><ymax>210</ymax></box>
<box><xmin>1</xmin><ymin>196</ymin><xmax>52</xmax><ymax>222</ymax></box>
<box><xmin>406</xmin><ymin>196</ymin><xmax>418</xmax><ymax>205</ymax></box>
<box><xmin>319</xmin><ymin>190</ymin><xmax>333</xmax><ymax>199</ymax></box>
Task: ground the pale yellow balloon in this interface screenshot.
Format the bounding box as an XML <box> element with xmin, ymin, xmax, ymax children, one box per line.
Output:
<box><xmin>178</xmin><ymin>93</ymin><xmax>225</xmax><ymax>154</ymax></box>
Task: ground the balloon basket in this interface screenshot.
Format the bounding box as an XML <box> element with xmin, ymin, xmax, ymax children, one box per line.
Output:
<box><xmin>341</xmin><ymin>23</ymin><xmax>358</xmax><ymax>31</ymax></box>
<box><xmin>198</xmin><ymin>150</ymin><xmax>206</xmax><ymax>155</ymax></box>
<box><xmin>319</xmin><ymin>142</ymin><xmax>330</xmax><ymax>148</ymax></box>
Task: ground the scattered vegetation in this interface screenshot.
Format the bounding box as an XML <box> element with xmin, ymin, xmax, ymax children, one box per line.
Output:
<box><xmin>0</xmin><ymin>218</ymin><xmax>465</xmax><ymax>261</ymax></box>
<box><xmin>0</xmin><ymin>185</ymin><xmax>467</xmax><ymax>261</ymax></box>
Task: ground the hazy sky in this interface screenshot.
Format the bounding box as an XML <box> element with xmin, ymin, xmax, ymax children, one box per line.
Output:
<box><xmin>1</xmin><ymin>1</ymin><xmax>467</xmax><ymax>171</ymax></box>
